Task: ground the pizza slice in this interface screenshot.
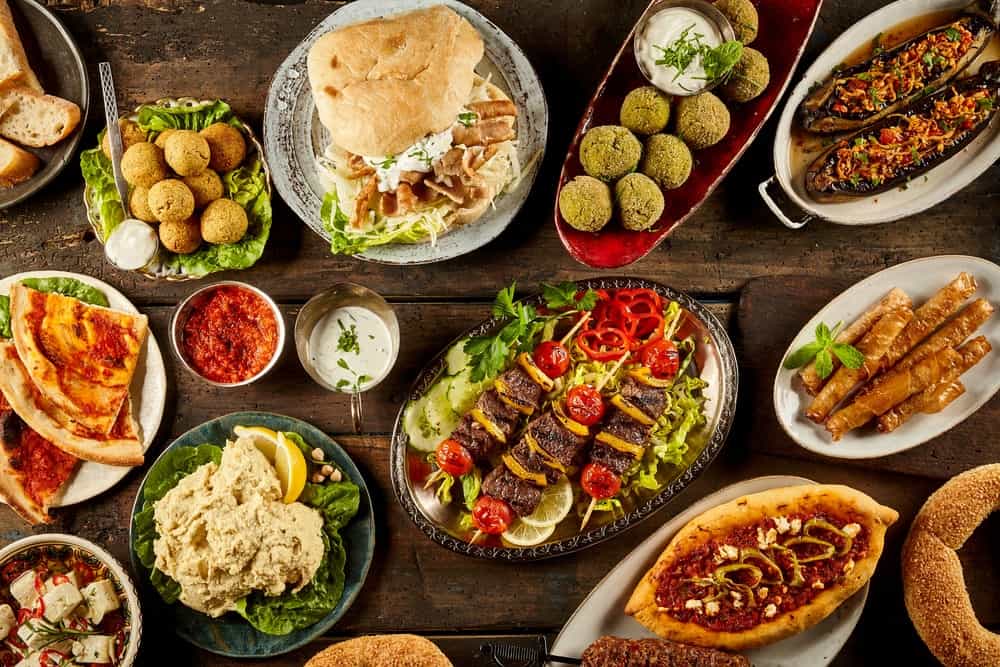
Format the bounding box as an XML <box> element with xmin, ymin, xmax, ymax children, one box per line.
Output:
<box><xmin>0</xmin><ymin>393</ymin><xmax>78</xmax><ymax>524</ymax></box>
<box><xmin>625</xmin><ymin>485</ymin><xmax>898</xmax><ymax>651</ymax></box>
<box><xmin>10</xmin><ymin>283</ymin><xmax>148</xmax><ymax>435</ymax></box>
<box><xmin>0</xmin><ymin>341</ymin><xmax>144</xmax><ymax>466</ymax></box>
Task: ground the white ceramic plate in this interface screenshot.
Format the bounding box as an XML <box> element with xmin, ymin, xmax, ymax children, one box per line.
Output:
<box><xmin>774</xmin><ymin>255</ymin><xmax>1000</xmax><ymax>459</ymax></box>
<box><xmin>264</xmin><ymin>0</ymin><xmax>548</xmax><ymax>265</ymax></box>
<box><xmin>550</xmin><ymin>476</ymin><xmax>868</xmax><ymax>667</ymax></box>
<box><xmin>761</xmin><ymin>0</ymin><xmax>1000</xmax><ymax>228</ymax></box>
<box><xmin>0</xmin><ymin>271</ymin><xmax>166</xmax><ymax>506</ymax></box>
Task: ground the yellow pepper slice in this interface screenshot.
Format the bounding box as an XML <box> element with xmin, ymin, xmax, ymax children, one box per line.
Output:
<box><xmin>471</xmin><ymin>408</ymin><xmax>506</xmax><ymax>444</ymax></box>
<box><xmin>595</xmin><ymin>431</ymin><xmax>645</xmax><ymax>458</ymax></box>
<box><xmin>610</xmin><ymin>394</ymin><xmax>656</xmax><ymax>426</ymax></box>
<box><xmin>517</xmin><ymin>353</ymin><xmax>555</xmax><ymax>392</ymax></box>
<box><xmin>503</xmin><ymin>452</ymin><xmax>547</xmax><ymax>486</ymax></box>
<box><xmin>525</xmin><ymin>431</ymin><xmax>567</xmax><ymax>474</ymax></box>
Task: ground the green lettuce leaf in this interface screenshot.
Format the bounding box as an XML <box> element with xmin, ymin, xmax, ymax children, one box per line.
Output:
<box><xmin>0</xmin><ymin>278</ymin><xmax>109</xmax><ymax>340</ymax></box>
<box><xmin>0</xmin><ymin>296</ymin><xmax>10</xmax><ymax>339</ymax></box>
<box><xmin>132</xmin><ymin>444</ymin><xmax>223</xmax><ymax>603</ymax></box>
<box><xmin>137</xmin><ymin>100</ymin><xmax>242</xmax><ymax>133</ymax></box>
<box><xmin>80</xmin><ymin>147</ymin><xmax>124</xmax><ymax>240</ymax></box>
<box><xmin>320</xmin><ymin>190</ymin><xmax>443</xmax><ymax>255</ymax></box>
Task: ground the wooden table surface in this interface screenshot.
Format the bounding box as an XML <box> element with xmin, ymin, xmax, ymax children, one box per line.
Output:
<box><xmin>0</xmin><ymin>0</ymin><xmax>997</xmax><ymax>665</ymax></box>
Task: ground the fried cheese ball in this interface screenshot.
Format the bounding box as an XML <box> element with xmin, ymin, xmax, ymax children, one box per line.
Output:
<box><xmin>641</xmin><ymin>134</ymin><xmax>693</xmax><ymax>190</ymax></box>
<box><xmin>620</xmin><ymin>87</ymin><xmax>671</xmax><ymax>135</ymax></box>
<box><xmin>121</xmin><ymin>142</ymin><xmax>168</xmax><ymax>188</ymax></box>
<box><xmin>183</xmin><ymin>169</ymin><xmax>224</xmax><ymax>208</ymax></box>
<box><xmin>579</xmin><ymin>125</ymin><xmax>642</xmax><ymax>181</ymax></box>
<box><xmin>154</xmin><ymin>129</ymin><xmax>178</xmax><ymax>149</ymax></box>
<box><xmin>129</xmin><ymin>186</ymin><xmax>157</xmax><ymax>223</ymax></box>
<box><xmin>615</xmin><ymin>173</ymin><xmax>665</xmax><ymax>231</ymax></box>
<box><xmin>715</xmin><ymin>0</ymin><xmax>759</xmax><ymax>44</ymax></box>
<box><xmin>200</xmin><ymin>198</ymin><xmax>248</xmax><ymax>244</ymax></box>
<box><xmin>558</xmin><ymin>175</ymin><xmax>613</xmax><ymax>232</ymax></box>
<box><xmin>148</xmin><ymin>179</ymin><xmax>195</xmax><ymax>224</ymax></box>
<box><xmin>101</xmin><ymin>119</ymin><xmax>147</xmax><ymax>160</ymax></box>
<box><xmin>200</xmin><ymin>123</ymin><xmax>247</xmax><ymax>172</ymax></box>
<box><xmin>675</xmin><ymin>93</ymin><xmax>731</xmax><ymax>150</ymax></box>
<box><xmin>159</xmin><ymin>217</ymin><xmax>202</xmax><ymax>254</ymax></box>
<box><xmin>163</xmin><ymin>130</ymin><xmax>211</xmax><ymax>177</ymax></box>
<box><xmin>720</xmin><ymin>47</ymin><xmax>771</xmax><ymax>103</ymax></box>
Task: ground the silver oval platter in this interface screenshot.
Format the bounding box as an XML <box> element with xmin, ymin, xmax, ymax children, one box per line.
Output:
<box><xmin>761</xmin><ymin>0</ymin><xmax>1000</xmax><ymax>228</ymax></box>
<box><xmin>389</xmin><ymin>277</ymin><xmax>739</xmax><ymax>561</ymax></box>
<box><xmin>264</xmin><ymin>0</ymin><xmax>548</xmax><ymax>265</ymax></box>
<box><xmin>549</xmin><ymin>475</ymin><xmax>868</xmax><ymax>667</ymax></box>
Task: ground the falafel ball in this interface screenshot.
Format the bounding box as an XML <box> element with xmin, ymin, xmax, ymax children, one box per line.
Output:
<box><xmin>101</xmin><ymin>119</ymin><xmax>147</xmax><ymax>160</ymax></box>
<box><xmin>163</xmin><ymin>130</ymin><xmax>211</xmax><ymax>177</ymax></box>
<box><xmin>154</xmin><ymin>129</ymin><xmax>178</xmax><ymax>150</ymax></box>
<box><xmin>129</xmin><ymin>186</ymin><xmax>157</xmax><ymax>223</ymax></box>
<box><xmin>200</xmin><ymin>198</ymin><xmax>249</xmax><ymax>244</ymax></box>
<box><xmin>615</xmin><ymin>173</ymin><xmax>665</xmax><ymax>231</ymax></box>
<box><xmin>120</xmin><ymin>142</ymin><xmax>168</xmax><ymax>188</ymax></box>
<box><xmin>200</xmin><ymin>123</ymin><xmax>247</xmax><ymax>172</ymax></box>
<box><xmin>720</xmin><ymin>47</ymin><xmax>770</xmax><ymax>103</ymax></box>
<box><xmin>641</xmin><ymin>134</ymin><xmax>693</xmax><ymax>190</ymax></box>
<box><xmin>148</xmin><ymin>179</ymin><xmax>195</xmax><ymax>224</ymax></box>
<box><xmin>579</xmin><ymin>125</ymin><xmax>642</xmax><ymax>181</ymax></box>
<box><xmin>715</xmin><ymin>0</ymin><xmax>758</xmax><ymax>44</ymax></box>
<box><xmin>183</xmin><ymin>169</ymin><xmax>224</xmax><ymax>208</ymax></box>
<box><xmin>620</xmin><ymin>87</ymin><xmax>671</xmax><ymax>135</ymax></box>
<box><xmin>159</xmin><ymin>217</ymin><xmax>202</xmax><ymax>255</ymax></box>
<box><xmin>675</xmin><ymin>93</ymin><xmax>731</xmax><ymax>150</ymax></box>
<box><xmin>558</xmin><ymin>175</ymin><xmax>613</xmax><ymax>232</ymax></box>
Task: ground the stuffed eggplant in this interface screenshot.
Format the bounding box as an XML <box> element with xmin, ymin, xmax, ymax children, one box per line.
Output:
<box><xmin>800</xmin><ymin>0</ymin><xmax>999</xmax><ymax>134</ymax></box>
<box><xmin>805</xmin><ymin>60</ymin><xmax>999</xmax><ymax>201</ymax></box>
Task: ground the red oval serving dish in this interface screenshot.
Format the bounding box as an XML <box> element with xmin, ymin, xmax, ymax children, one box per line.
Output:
<box><xmin>555</xmin><ymin>0</ymin><xmax>824</xmax><ymax>268</ymax></box>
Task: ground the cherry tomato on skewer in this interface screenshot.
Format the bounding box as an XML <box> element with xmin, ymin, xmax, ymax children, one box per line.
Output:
<box><xmin>435</xmin><ymin>438</ymin><xmax>473</xmax><ymax>477</ymax></box>
<box><xmin>565</xmin><ymin>384</ymin><xmax>606</xmax><ymax>426</ymax></box>
<box><xmin>471</xmin><ymin>496</ymin><xmax>514</xmax><ymax>535</ymax></box>
<box><xmin>581</xmin><ymin>462</ymin><xmax>621</xmax><ymax>500</ymax></box>
<box><xmin>641</xmin><ymin>339</ymin><xmax>680</xmax><ymax>380</ymax></box>
<box><xmin>533</xmin><ymin>340</ymin><xmax>570</xmax><ymax>378</ymax></box>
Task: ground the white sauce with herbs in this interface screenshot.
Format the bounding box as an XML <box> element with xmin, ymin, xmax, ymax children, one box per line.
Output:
<box><xmin>637</xmin><ymin>8</ymin><xmax>722</xmax><ymax>95</ymax></box>
<box><xmin>105</xmin><ymin>218</ymin><xmax>158</xmax><ymax>270</ymax></box>
<box><xmin>309</xmin><ymin>306</ymin><xmax>392</xmax><ymax>392</ymax></box>
<box><xmin>363</xmin><ymin>127</ymin><xmax>455</xmax><ymax>193</ymax></box>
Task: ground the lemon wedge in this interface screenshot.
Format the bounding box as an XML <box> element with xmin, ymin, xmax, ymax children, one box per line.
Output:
<box><xmin>273</xmin><ymin>432</ymin><xmax>308</xmax><ymax>504</ymax></box>
<box><xmin>519</xmin><ymin>478</ymin><xmax>574</xmax><ymax>528</ymax></box>
<box><xmin>234</xmin><ymin>425</ymin><xmax>280</xmax><ymax>462</ymax></box>
<box><xmin>501</xmin><ymin>520</ymin><xmax>555</xmax><ymax>547</ymax></box>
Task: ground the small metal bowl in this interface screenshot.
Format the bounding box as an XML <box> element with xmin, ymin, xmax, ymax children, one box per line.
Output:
<box><xmin>171</xmin><ymin>280</ymin><xmax>285</xmax><ymax>387</ymax></box>
<box><xmin>633</xmin><ymin>0</ymin><xmax>737</xmax><ymax>96</ymax></box>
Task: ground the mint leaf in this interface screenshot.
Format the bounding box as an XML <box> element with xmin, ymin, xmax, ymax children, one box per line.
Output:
<box><xmin>832</xmin><ymin>343</ymin><xmax>865</xmax><ymax>369</ymax></box>
<box><xmin>783</xmin><ymin>341</ymin><xmax>824</xmax><ymax>369</ymax></box>
<box><xmin>815</xmin><ymin>322</ymin><xmax>832</xmax><ymax>344</ymax></box>
<box><xmin>815</xmin><ymin>349</ymin><xmax>834</xmax><ymax>380</ymax></box>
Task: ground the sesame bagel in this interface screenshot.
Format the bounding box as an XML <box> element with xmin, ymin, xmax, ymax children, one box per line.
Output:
<box><xmin>902</xmin><ymin>464</ymin><xmax>1000</xmax><ymax>667</ymax></box>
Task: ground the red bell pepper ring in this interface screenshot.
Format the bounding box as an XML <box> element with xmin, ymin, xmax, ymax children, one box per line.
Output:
<box><xmin>577</xmin><ymin>327</ymin><xmax>631</xmax><ymax>361</ymax></box>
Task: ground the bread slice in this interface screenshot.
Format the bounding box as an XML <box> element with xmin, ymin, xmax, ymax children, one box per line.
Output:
<box><xmin>0</xmin><ymin>1</ymin><xmax>41</xmax><ymax>91</ymax></box>
<box><xmin>0</xmin><ymin>136</ymin><xmax>38</xmax><ymax>187</ymax></box>
<box><xmin>0</xmin><ymin>87</ymin><xmax>79</xmax><ymax>147</ymax></box>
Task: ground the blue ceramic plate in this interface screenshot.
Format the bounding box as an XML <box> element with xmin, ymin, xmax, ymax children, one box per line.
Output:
<box><xmin>128</xmin><ymin>412</ymin><xmax>375</xmax><ymax>657</ymax></box>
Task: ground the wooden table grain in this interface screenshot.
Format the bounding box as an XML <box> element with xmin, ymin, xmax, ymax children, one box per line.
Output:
<box><xmin>0</xmin><ymin>0</ymin><xmax>996</xmax><ymax>665</ymax></box>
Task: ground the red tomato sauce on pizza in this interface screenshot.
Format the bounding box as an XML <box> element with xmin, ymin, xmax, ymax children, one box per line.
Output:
<box><xmin>181</xmin><ymin>285</ymin><xmax>279</xmax><ymax>384</ymax></box>
<box><xmin>654</xmin><ymin>511</ymin><xmax>869</xmax><ymax>632</ymax></box>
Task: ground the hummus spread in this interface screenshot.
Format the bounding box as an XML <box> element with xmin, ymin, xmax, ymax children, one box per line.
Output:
<box><xmin>153</xmin><ymin>437</ymin><xmax>325</xmax><ymax>617</ymax></box>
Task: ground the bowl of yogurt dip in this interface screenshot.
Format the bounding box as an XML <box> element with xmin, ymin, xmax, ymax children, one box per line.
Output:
<box><xmin>633</xmin><ymin>0</ymin><xmax>737</xmax><ymax>96</ymax></box>
<box><xmin>294</xmin><ymin>284</ymin><xmax>400</xmax><ymax>432</ymax></box>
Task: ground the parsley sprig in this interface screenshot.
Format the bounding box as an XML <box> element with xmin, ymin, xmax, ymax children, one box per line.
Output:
<box><xmin>463</xmin><ymin>282</ymin><xmax>599</xmax><ymax>382</ymax></box>
<box><xmin>783</xmin><ymin>322</ymin><xmax>865</xmax><ymax>380</ymax></box>
<box><xmin>653</xmin><ymin>23</ymin><xmax>743</xmax><ymax>87</ymax></box>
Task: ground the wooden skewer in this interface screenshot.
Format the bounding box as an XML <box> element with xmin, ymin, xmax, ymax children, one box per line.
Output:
<box><xmin>470</xmin><ymin>529</ymin><xmax>484</xmax><ymax>545</ymax></box>
<box><xmin>560</xmin><ymin>311</ymin><xmax>591</xmax><ymax>346</ymax></box>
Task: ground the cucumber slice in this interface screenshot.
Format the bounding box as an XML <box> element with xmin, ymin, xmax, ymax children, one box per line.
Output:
<box><xmin>403</xmin><ymin>396</ymin><xmax>438</xmax><ymax>452</ymax></box>
<box><xmin>447</xmin><ymin>370</ymin><xmax>491</xmax><ymax>416</ymax></box>
<box><xmin>444</xmin><ymin>338</ymin><xmax>471</xmax><ymax>375</ymax></box>
<box><xmin>425</xmin><ymin>378</ymin><xmax>460</xmax><ymax>444</ymax></box>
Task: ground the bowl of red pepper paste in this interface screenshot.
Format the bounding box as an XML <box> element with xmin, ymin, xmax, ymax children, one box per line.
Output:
<box><xmin>171</xmin><ymin>281</ymin><xmax>285</xmax><ymax>387</ymax></box>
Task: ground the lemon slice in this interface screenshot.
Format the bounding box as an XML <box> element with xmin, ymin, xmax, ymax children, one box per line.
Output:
<box><xmin>519</xmin><ymin>478</ymin><xmax>574</xmax><ymax>528</ymax></box>
<box><xmin>274</xmin><ymin>432</ymin><xmax>308</xmax><ymax>504</ymax></box>
<box><xmin>501</xmin><ymin>520</ymin><xmax>555</xmax><ymax>547</ymax></box>
<box><xmin>234</xmin><ymin>425</ymin><xmax>280</xmax><ymax>462</ymax></box>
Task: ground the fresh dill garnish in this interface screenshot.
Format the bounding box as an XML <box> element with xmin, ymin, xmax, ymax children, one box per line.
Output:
<box><xmin>653</xmin><ymin>23</ymin><xmax>743</xmax><ymax>85</ymax></box>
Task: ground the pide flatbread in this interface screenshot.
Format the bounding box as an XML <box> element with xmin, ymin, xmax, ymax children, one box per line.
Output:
<box><xmin>0</xmin><ymin>341</ymin><xmax>144</xmax><ymax>466</ymax></box>
<box><xmin>0</xmin><ymin>393</ymin><xmax>78</xmax><ymax>524</ymax></box>
<box><xmin>308</xmin><ymin>5</ymin><xmax>484</xmax><ymax>157</ymax></box>
<box><xmin>625</xmin><ymin>485</ymin><xmax>898</xmax><ymax>651</ymax></box>
<box><xmin>10</xmin><ymin>283</ymin><xmax>148</xmax><ymax>435</ymax></box>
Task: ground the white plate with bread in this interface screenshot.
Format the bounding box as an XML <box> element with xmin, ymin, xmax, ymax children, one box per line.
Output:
<box><xmin>0</xmin><ymin>0</ymin><xmax>86</xmax><ymax>207</ymax></box>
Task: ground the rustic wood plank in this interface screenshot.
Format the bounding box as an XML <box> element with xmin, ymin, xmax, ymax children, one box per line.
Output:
<box><xmin>737</xmin><ymin>275</ymin><xmax>1000</xmax><ymax>478</ymax></box>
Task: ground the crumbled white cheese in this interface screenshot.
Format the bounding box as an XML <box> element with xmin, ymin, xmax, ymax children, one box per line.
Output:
<box><xmin>774</xmin><ymin>515</ymin><xmax>791</xmax><ymax>534</ymax></box>
<box><xmin>843</xmin><ymin>522</ymin><xmax>862</xmax><ymax>537</ymax></box>
<box><xmin>363</xmin><ymin>128</ymin><xmax>455</xmax><ymax>193</ymax></box>
<box><xmin>790</xmin><ymin>518</ymin><xmax>802</xmax><ymax>534</ymax></box>
<box><xmin>730</xmin><ymin>591</ymin><xmax>742</xmax><ymax>602</ymax></box>
<box><xmin>685</xmin><ymin>599</ymin><xmax>703</xmax><ymax>610</ymax></box>
<box><xmin>705</xmin><ymin>601</ymin><xmax>720</xmax><ymax>617</ymax></box>
<box><xmin>812</xmin><ymin>580</ymin><xmax>825</xmax><ymax>590</ymax></box>
<box><xmin>765</xmin><ymin>603</ymin><xmax>778</xmax><ymax>618</ymax></box>
<box><xmin>757</xmin><ymin>587</ymin><xmax>769</xmax><ymax>600</ymax></box>
<box><xmin>843</xmin><ymin>559</ymin><xmax>855</xmax><ymax>574</ymax></box>
<box><xmin>757</xmin><ymin>526</ymin><xmax>778</xmax><ymax>549</ymax></box>
<box><xmin>732</xmin><ymin>599</ymin><xmax>744</xmax><ymax>609</ymax></box>
<box><xmin>718</xmin><ymin>544</ymin><xmax>739</xmax><ymax>561</ymax></box>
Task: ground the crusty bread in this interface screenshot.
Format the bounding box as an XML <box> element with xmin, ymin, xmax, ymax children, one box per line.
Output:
<box><xmin>0</xmin><ymin>135</ymin><xmax>37</xmax><ymax>187</ymax></box>
<box><xmin>0</xmin><ymin>0</ymin><xmax>40</xmax><ymax>91</ymax></box>
<box><xmin>308</xmin><ymin>5</ymin><xmax>483</xmax><ymax>156</ymax></box>
<box><xmin>0</xmin><ymin>87</ymin><xmax>80</xmax><ymax>147</ymax></box>
<box><xmin>902</xmin><ymin>464</ymin><xmax>1000</xmax><ymax>667</ymax></box>
<box><xmin>305</xmin><ymin>635</ymin><xmax>452</xmax><ymax>667</ymax></box>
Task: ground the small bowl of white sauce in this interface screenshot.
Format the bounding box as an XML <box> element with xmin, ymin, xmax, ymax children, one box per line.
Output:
<box><xmin>294</xmin><ymin>283</ymin><xmax>400</xmax><ymax>432</ymax></box>
<box><xmin>633</xmin><ymin>0</ymin><xmax>737</xmax><ymax>96</ymax></box>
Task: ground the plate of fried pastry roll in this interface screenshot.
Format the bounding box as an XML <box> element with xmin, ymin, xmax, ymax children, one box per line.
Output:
<box><xmin>774</xmin><ymin>255</ymin><xmax>999</xmax><ymax>459</ymax></box>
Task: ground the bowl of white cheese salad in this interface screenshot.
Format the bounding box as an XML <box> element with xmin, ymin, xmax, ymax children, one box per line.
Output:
<box><xmin>0</xmin><ymin>534</ymin><xmax>141</xmax><ymax>666</ymax></box>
